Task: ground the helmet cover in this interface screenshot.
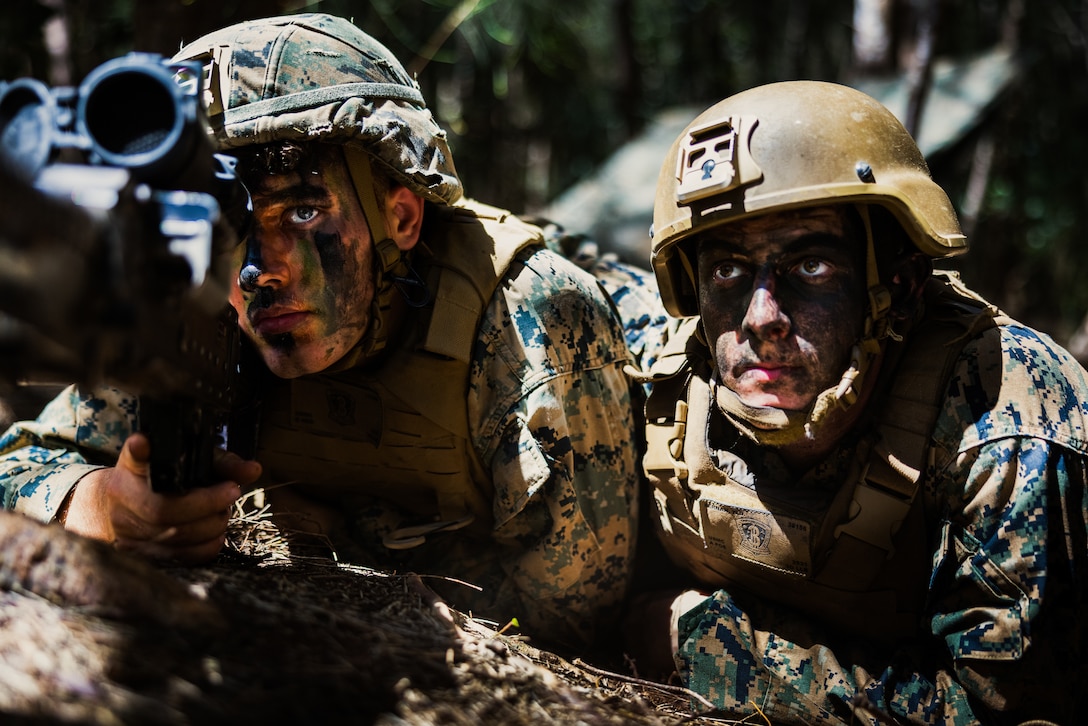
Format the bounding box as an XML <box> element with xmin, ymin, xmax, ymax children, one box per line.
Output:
<box><xmin>172</xmin><ymin>13</ymin><xmax>461</xmax><ymax>205</ymax></box>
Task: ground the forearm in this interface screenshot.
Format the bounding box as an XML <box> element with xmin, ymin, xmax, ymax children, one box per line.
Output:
<box><xmin>0</xmin><ymin>384</ymin><xmax>135</xmax><ymax>522</ymax></box>
<box><xmin>503</xmin><ymin>506</ymin><xmax>635</xmax><ymax>646</ymax></box>
<box><xmin>467</xmin><ymin>255</ymin><xmax>643</xmax><ymax>645</ymax></box>
<box><xmin>57</xmin><ymin>467</ymin><xmax>113</xmax><ymax>539</ymax></box>
<box><xmin>469</xmin><ymin>365</ymin><xmax>640</xmax><ymax>646</ymax></box>
<box><xmin>674</xmin><ymin>590</ymin><xmax>978</xmax><ymax>725</ymax></box>
<box><xmin>1</xmin><ymin>459</ymin><xmax>107</xmax><ymax>522</ymax></box>
<box><xmin>924</xmin><ymin>439</ymin><xmax>1088</xmax><ymax>723</ymax></box>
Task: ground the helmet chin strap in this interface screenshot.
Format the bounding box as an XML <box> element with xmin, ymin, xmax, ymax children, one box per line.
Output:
<box><xmin>713</xmin><ymin>205</ymin><xmax>893</xmax><ymax>447</ymax></box>
<box><xmin>328</xmin><ymin>145</ymin><xmax>416</xmax><ymax>371</ymax></box>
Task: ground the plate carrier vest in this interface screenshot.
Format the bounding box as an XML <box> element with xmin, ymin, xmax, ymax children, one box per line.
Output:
<box><xmin>643</xmin><ymin>272</ymin><xmax>1010</xmax><ymax>637</ymax></box>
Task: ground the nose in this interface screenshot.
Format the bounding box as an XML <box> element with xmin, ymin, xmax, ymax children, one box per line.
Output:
<box><xmin>742</xmin><ymin>278</ymin><xmax>790</xmax><ymax>341</ymax></box>
<box><xmin>238</xmin><ymin>227</ymin><xmax>292</xmax><ymax>293</ymax></box>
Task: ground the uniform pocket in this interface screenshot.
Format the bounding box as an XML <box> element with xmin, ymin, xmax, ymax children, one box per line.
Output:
<box><xmin>929</xmin><ymin>521</ymin><xmax>1028</xmax><ymax>661</ymax></box>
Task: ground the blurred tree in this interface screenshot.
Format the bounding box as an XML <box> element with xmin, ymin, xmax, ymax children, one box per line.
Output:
<box><xmin>1</xmin><ymin>0</ymin><xmax>1086</xmax><ymax>345</ymax></box>
<box><xmin>0</xmin><ymin>0</ymin><xmax>55</xmax><ymax>80</ymax></box>
<box><xmin>932</xmin><ymin>0</ymin><xmax>1088</xmax><ymax>342</ymax></box>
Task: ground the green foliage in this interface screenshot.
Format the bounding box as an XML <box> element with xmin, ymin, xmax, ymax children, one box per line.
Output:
<box><xmin>1</xmin><ymin>0</ymin><xmax>1086</xmax><ymax>337</ymax></box>
<box><xmin>938</xmin><ymin>0</ymin><xmax>1088</xmax><ymax>337</ymax></box>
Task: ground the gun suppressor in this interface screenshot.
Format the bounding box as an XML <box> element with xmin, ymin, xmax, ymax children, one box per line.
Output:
<box><xmin>79</xmin><ymin>55</ymin><xmax>207</xmax><ymax>185</ymax></box>
<box><xmin>0</xmin><ymin>54</ymin><xmax>212</xmax><ymax>189</ymax></box>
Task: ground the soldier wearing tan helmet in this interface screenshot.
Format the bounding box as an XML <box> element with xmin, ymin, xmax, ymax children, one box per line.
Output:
<box><xmin>625</xmin><ymin>82</ymin><xmax>1086</xmax><ymax>724</ymax></box>
<box><xmin>0</xmin><ymin>14</ymin><xmax>641</xmax><ymax>648</ymax></box>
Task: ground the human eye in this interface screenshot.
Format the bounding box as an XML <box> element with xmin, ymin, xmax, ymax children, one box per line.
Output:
<box><xmin>793</xmin><ymin>257</ymin><xmax>833</xmax><ymax>281</ymax></box>
<box><xmin>287</xmin><ymin>205</ymin><xmax>319</xmax><ymax>225</ymax></box>
<box><xmin>712</xmin><ymin>261</ymin><xmax>746</xmax><ymax>284</ymax></box>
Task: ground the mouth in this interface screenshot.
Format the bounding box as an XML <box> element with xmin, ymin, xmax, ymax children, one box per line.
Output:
<box><xmin>736</xmin><ymin>361</ymin><xmax>797</xmax><ymax>383</ymax></box>
<box><xmin>250</xmin><ymin>307</ymin><xmax>312</xmax><ymax>336</ymax></box>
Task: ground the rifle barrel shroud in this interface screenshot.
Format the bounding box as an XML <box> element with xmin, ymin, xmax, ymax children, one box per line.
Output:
<box><xmin>0</xmin><ymin>53</ymin><xmax>256</xmax><ymax>494</ymax></box>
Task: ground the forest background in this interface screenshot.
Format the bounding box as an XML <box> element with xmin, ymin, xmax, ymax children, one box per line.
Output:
<box><xmin>2</xmin><ymin>0</ymin><xmax>1086</xmax><ymax>351</ymax></box>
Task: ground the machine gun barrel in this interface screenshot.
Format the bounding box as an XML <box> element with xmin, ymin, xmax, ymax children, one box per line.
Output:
<box><xmin>0</xmin><ymin>54</ymin><xmax>255</xmax><ymax>494</ymax></box>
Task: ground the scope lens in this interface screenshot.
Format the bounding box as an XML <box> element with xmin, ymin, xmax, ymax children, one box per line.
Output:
<box><xmin>83</xmin><ymin>68</ymin><xmax>177</xmax><ymax>162</ymax></box>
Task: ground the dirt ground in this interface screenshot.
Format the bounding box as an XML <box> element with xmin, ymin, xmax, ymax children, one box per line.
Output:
<box><xmin>0</xmin><ymin>492</ymin><xmax>751</xmax><ymax>726</ymax></box>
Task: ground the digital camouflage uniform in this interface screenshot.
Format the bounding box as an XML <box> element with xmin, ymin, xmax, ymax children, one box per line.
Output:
<box><xmin>667</xmin><ymin>310</ymin><xmax>1088</xmax><ymax>724</ymax></box>
<box><xmin>642</xmin><ymin>81</ymin><xmax>1087</xmax><ymax>724</ymax></box>
<box><xmin>0</xmin><ymin>13</ymin><xmax>668</xmax><ymax>649</ymax></box>
<box><xmin>0</xmin><ymin>228</ymin><xmax>654</xmax><ymax>648</ymax></box>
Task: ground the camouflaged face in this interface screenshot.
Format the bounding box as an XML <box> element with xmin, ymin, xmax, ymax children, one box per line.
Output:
<box><xmin>172</xmin><ymin>13</ymin><xmax>461</xmax><ymax>204</ymax></box>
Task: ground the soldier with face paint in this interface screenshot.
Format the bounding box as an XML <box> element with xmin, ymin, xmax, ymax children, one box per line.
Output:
<box><xmin>0</xmin><ymin>14</ymin><xmax>648</xmax><ymax>649</ymax></box>
<box><xmin>623</xmin><ymin>83</ymin><xmax>1087</xmax><ymax>724</ymax></box>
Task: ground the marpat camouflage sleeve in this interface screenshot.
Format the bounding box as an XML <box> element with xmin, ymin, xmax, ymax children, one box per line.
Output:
<box><xmin>672</xmin><ymin>323</ymin><xmax>1088</xmax><ymax>725</ymax></box>
<box><xmin>458</xmin><ymin>246</ymin><xmax>642</xmax><ymax>647</ymax></box>
<box><xmin>0</xmin><ymin>385</ymin><xmax>136</xmax><ymax>521</ymax></box>
<box><xmin>538</xmin><ymin>223</ymin><xmax>671</xmax><ymax>381</ymax></box>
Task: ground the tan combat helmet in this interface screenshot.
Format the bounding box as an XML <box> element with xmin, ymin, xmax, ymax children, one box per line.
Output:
<box><xmin>650</xmin><ymin>81</ymin><xmax>968</xmax><ymax>444</ymax></box>
<box><xmin>172</xmin><ymin>13</ymin><xmax>461</xmax><ymax>360</ymax></box>
<box><xmin>651</xmin><ymin>80</ymin><xmax>966</xmax><ymax>318</ymax></box>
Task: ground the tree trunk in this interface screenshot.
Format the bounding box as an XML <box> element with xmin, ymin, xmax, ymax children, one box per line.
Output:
<box><xmin>903</xmin><ymin>0</ymin><xmax>943</xmax><ymax>138</ymax></box>
<box><xmin>852</xmin><ymin>0</ymin><xmax>895</xmax><ymax>74</ymax></box>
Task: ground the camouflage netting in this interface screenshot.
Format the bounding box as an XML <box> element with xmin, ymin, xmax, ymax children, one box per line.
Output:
<box><xmin>0</xmin><ymin>491</ymin><xmax>746</xmax><ymax>726</ymax></box>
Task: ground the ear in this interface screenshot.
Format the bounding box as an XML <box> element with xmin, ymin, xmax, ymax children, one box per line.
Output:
<box><xmin>384</xmin><ymin>185</ymin><xmax>425</xmax><ymax>252</ymax></box>
<box><xmin>887</xmin><ymin>252</ymin><xmax>932</xmax><ymax>319</ymax></box>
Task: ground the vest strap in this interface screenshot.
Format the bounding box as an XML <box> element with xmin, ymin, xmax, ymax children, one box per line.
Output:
<box><xmin>828</xmin><ymin>272</ymin><xmax>1007</xmax><ymax>564</ymax></box>
<box><xmin>383</xmin><ymin>513</ymin><xmax>476</xmax><ymax>550</ymax></box>
<box><xmin>256</xmin><ymin>201</ymin><xmax>544</xmax><ymax>547</ymax></box>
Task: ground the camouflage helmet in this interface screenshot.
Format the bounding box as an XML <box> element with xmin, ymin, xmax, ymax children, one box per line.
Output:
<box><xmin>651</xmin><ymin>80</ymin><xmax>966</xmax><ymax>317</ymax></box>
<box><xmin>171</xmin><ymin>13</ymin><xmax>461</xmax><ymax>205</ymax></box>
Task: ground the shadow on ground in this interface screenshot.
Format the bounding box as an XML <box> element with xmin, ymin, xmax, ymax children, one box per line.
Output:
<box><xmin>0</xmin><ymin>493</ymin><xmax>742</xmax><ymax>725</ymax></box>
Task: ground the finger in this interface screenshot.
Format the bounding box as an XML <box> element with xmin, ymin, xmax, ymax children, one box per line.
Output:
<box><xmin>152</xmin><ymin>506</ymin><xmax>232</xmax><ymax>547</ymax></box>
<box><xmin>116</xmin><ymin>532</ymin><xmax>227</xmax><ymax>565</ymax></box>
<box><xmin>213</xmin><ymin>450</ymin><xmax>262</xmax><ymax>485</ymax></box>
<box><xmin>112</xmin><ymin>434</ymin><xmax>153</xmax><ymax>501</ymax></box>
<box><xmin>150</xmin><ymin>526</ymin><xmax>180</xmax><ymax>543</ymax></box>
<box><xmin>118</xmin><ymin>433</ymin><xmax>152</xmax><ymax>472</ymax></box>
<box><xmin>407</xmin><ymin>573</ymin><xmax>456</xmax><ymax>626</ymax></box>
<box><xmin>153</xmin><ymin>481</ymin><xmax>241</xmax><ymax>527</ymax></box>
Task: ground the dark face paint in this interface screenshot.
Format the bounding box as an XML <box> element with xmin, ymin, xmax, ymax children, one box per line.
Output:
<box><xmin>696</xmin><ymin>207</ymin><xmax>867</xmax><ymax>412</ymax></box>
<box><xmin>313</xmin><ymin>229</ymin><xmax>360</xmax><ymax>329</ymax></box>
<box><xmin>227</xmin><ymin>145</ymin><xmax>377</xmax><ymax>379</ymax></box>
